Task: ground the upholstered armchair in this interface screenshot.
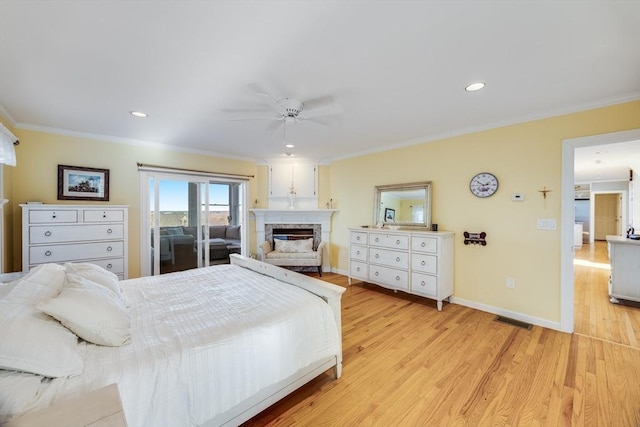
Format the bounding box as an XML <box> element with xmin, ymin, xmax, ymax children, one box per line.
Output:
<box><xmin>261</xmin><ymin>240</ymin><xmax>326</xmax><ymax>276</ymax></box>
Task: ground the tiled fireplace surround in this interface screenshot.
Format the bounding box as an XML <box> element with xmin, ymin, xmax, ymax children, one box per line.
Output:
<box><xmin>250</xmin><ymin>209</ymin><xmax>337</xmax><ymax>273</ymax></box>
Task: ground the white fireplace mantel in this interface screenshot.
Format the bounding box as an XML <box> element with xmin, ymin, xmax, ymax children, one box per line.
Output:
<box><xmin>250</xmin><ymin>209</ymin><xmax>338</xmax><ymax>269</ymax></box>
<box><xmin>251</xmin><ymin>208</ymin><xmax>337</xmax><ymax>224</ymax></box>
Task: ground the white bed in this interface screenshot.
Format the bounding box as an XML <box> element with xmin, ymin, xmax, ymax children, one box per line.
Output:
<box><xmin>0</xmin><ymin>254</ymin><xmax>345</xmax><ymax>426</ymax></box>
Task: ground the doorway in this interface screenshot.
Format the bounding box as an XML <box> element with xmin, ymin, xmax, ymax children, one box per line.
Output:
<box><xmin>561</xmin><ymin>128</ymin><xmax>640</xmax><ymax>333</ymax></box>
<box><xmin>593</xmin><ymin>193</ymin><xmax>622</xmax><ymax>240</ymax></box>
<box><xmin>139</xmin><ymin>169</ymin><xmax>248</xmax><ymax>277</ymax></box>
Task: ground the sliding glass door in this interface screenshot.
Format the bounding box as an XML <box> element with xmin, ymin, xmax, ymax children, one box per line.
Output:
<box><xmin>140</xmin><ymin>171</ymin><xmax>246</xmax><ymax>276</ymax></box>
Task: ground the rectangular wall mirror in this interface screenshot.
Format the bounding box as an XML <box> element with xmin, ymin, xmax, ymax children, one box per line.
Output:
<box><xmin>373</xmin><ymin>181</ymin><xmax>432</xmax><ymax>229</ymax></box>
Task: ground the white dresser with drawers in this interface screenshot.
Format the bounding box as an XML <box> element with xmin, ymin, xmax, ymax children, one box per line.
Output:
<box><xmin>21</xmin><ymin>204</ymin><xmax>128</xmax><ymax>279</ymax></box>
<box><xmin>349</xmin><ymin>228</ymin><xmax>454</xmax><ymax>310</ymax></box>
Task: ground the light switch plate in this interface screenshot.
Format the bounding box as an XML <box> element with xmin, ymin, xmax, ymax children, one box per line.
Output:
<box><xmin>537</xmin><ymin>218</ymin><xmax>557</xmax><ymax>230</ymax></box>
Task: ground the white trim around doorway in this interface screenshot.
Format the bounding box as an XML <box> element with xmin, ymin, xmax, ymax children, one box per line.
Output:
<box><xmin>561</xmin><ymin>128</ymin><xmax>640</xmax><ymax>333</ymax></box>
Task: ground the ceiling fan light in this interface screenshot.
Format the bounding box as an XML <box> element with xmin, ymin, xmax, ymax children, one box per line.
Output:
<box><xmin>465</xmin><ymin>82</ymin><xmax>485</xmax><ymax>92</ymax></box>
<box><xmin>285</xmin><ymin>143</ymin><xmax>295</xmax><ymax>148</ymax></box>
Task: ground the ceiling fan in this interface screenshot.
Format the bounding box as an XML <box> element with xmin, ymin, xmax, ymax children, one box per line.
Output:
<box><xmin>229</xmin><ymin>91</ymin><xmax>343</xmax><ymax>125</ymax></box>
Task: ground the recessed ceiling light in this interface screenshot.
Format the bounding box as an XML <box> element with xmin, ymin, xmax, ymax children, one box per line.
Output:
<box><xmin>130</xmin><ymin>111</ymin><xmax>148</xmax><ymax>118</ymax></box>
<box><xmin>465</xmin><ymin>82</ymin><xmax>485</xmax><ymax>92</ymax></box>
<box><xmin>284</xmin><ymin>143</ymin><xmax>295</xmax><ymax>148</ymax></box>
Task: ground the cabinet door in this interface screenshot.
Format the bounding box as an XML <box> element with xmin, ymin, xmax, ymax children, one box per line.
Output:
<box><xmin>269</xmin><ymin>164</ymin><xmax>317</xmax><ymax>198</ymax></box>
<box><xmin>293</xmin><ymin>164</ymin><xmax>316</xmax><ymax>198</ymax></box>
<box><xmin>269</xmin><ymin>165</ymin><xmax>293</xmax><ymax>198</ymax></box>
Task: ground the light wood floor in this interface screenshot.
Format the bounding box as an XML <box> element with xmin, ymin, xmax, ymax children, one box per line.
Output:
<box><xmin>243</xmin><ymin>249</ymin><xmax>640</xmax><ymax>426</ymax></box>
<box><xmin>574</xmin><ymin>241</ymin><xmax>640</xmax><ymax>348</ymax></box>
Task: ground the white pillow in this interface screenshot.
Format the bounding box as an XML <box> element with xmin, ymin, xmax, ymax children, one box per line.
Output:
<box><xmin>64</xmin><ymin>262</ymin><xmax>128</xmax><ymax>306</ymax></box>
<box><xmin>274</xmin><ymin>238</ymin><xmax>314</xmax><ymax>253</ymax></box>
<box><xmin>38</xmin><ymin>275</ymin><xmax>131</xmax><ymax>347</ymax></box>
<box><xmin>4</xmin><ymin>264</ymin><xmax>66</xmax><ymax>305</ymax></box>
<box><xmin>0</xmin><ymin>301</ymin><xmax>83</xmax><ymax>378</ymax></box>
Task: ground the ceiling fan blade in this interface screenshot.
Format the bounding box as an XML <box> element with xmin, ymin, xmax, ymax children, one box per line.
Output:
<box><xmin>299</xmin><ymin>103</ymin><xmax>344</xmax><ymax>119</ymax></box>
<box><xmin>229</xmin><ymin>115</ymin><xmax>284</xmax><ymax>122</ymax></box>
<box><xmin>267</xmin><ymin>120</ymin><xmax>284</xmax><ymax>132</ymax></box>
<box><xmin>222</xmin><ymin>107</ymin><xmax>273</xmax><ymax>114</ymax></box>
<box><xmin>246</xmin><ymin>83</ymin><xmax>287</xmax><ymax>115</ymax></box>
<box><xmin>294</xmin><ymin>116</ymin><xmax>330</xmax><ymax>126</ymax></box>
<box><xmin>256</xmin><ymin>93</ymin><xmax>287</xmax><ymax>115</ymax></box>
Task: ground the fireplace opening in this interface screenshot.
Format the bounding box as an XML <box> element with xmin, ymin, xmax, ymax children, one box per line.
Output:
<box><xmin>265</xmin><ymin>224</ymin><xmax>322</xmax><ymax>250</ymax></box>
<box><xmin>273</xmin><ymin>228</ymin><xmax>314</xmax><ymax>241</ymax></box>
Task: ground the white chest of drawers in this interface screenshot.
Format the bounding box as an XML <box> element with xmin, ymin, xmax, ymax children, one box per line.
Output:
<box><xmin>349</xmin><ymin>228</ymin><xmax>454</xmax><ymax>310</ymax></box>
<box><xmin>21</xmin><ymin>204</ymin><xmax>128</xmax><ymax>279</ymax></box>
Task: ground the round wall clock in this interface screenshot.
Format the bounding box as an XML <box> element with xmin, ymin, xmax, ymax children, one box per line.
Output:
<box><xmin>470</xmin><ymin>172</ymin><xmax>499</xmax><ymax>198</ymax></box>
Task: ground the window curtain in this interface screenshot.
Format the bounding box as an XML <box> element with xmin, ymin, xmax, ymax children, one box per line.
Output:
<box><xmin>0</xmin><ymin>123</ymin><xmax>18</xmax><ymax>167</ymax></box>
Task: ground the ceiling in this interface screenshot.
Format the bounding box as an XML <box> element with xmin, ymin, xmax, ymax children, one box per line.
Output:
<box><xmin>574</xmin><ymin>140</ymin><xmax>640</xmax><ymax>183</ymax></box>
<box><xmin>1</xmin><ymin>1</ymin><xmax>639</xmax><ymax>179</ymax></box>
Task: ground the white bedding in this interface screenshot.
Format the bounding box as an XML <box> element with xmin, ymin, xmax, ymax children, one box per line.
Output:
<box><xmin>0</xmin><ymin>264</ymin><xmax>340</xmax><ymax>426</ymax></box>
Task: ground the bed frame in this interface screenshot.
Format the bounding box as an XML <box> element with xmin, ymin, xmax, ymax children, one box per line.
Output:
<box><xmin>0</xmin><ymin>257</ymin><xmax>345</xmax><ymax>426</ymax></box>
<box><xmin>210</xmin><ymin>254</ymin><xmax>345</xmax><ymax>426</ymax></box>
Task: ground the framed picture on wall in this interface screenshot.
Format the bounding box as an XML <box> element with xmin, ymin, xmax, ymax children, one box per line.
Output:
<box><xmin>384</xmin><ymin>208</ymin><xmax>395</xmax><ymax>221</ymax></box>
<box><xmin>58</xmin><ymin>164</ymin><xmax>110</xmax><ymax>201</ymax></box>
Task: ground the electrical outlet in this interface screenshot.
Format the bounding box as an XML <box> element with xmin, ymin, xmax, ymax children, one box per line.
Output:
<box><xmin>506</xmin><ymin>277</ymin><xmax>515</xmax><ymax>289</ymax></box>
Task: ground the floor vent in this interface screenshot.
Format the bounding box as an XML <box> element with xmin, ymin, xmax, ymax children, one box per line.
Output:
<box><xmin>495</xmin><ymin>315</ymin><xmax>532</xmax><ymax>330</ymax></box>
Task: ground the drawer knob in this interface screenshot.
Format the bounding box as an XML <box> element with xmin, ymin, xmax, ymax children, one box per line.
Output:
<box><xmin>396</xmin><ymin>240</ymin><xmax>400</xmax><ymax>245</ymax></box>
<box><xmin>375</xmin><ymin>237</ymin><xmax>379</xmax><ymax>242</ymax></box>
<box><xmin>107</xmin><ymin>228</ymin><xmax>113</xmax><ymax>234</ymax></box>
<box><xmin>356</xmin><ymin>250</ymin><xmax>360</xmax><ymax>255</ymax></box>
<box><xmin>395</xmin><ymin>276</ymin><xmax>400</xmax><ymax>281</ymax></box>
<box><xmin>356</xmin><ymin>267</ymin><xmax>360</xmax><ymax>272</ymax></box>
<box><xmin>396</xmin><ymin>257</ymin><xmax>400</xmax><ymax>262</ymax></box>
<box><xmin>375</xmin><ymin>271</ymin><xmax>379</xmax><ymax>276</ymax></box>
<box><xmin>44</xmin><ymin>250</ymin><xmax>52</xmax><ymax>257</ymax></box>
<box><xmin>107</xmin><ymin>246</ymin><xmax>113</xmax><ymax>252</ymax></box>
<box><xmin>103</xmin><ymin>213</ymin><xmax>107</xmax><ymax>218</ymax></box>
<box><xmin>375</xmin><ymin>254</ymin><xmax>379</xmax><ymax>258</ymax></box>
<box><xmin>421</xmin><ymin>242</ymin><xmax>426</xmax><ymax>247</ymax></box>
<box><xmin>52</xmin><ymin>213</ymin><xmax>57</xmax><ymax>219</ymax></box>
<box><xmin>421</xmin><ymin>260</ymin><xmax>426</xmax><ymax>266</ymax></box>
<box><xmin>106</xmin><ymin>263</ymin><xmax>113</xmax><ymax>269</ymax></box>
<box><xmin>44</xmin><ymin>231</ymin><xmax>52</xmax><ymax>237</ymax></box>
<box><xmin>356</xmin><ymin>236</ymin><xmax>361</xmax><ymax>241</ymax></box>
<box><xmin>421</xmin><ymin>281</ymin><xmax>426</xmax><ymax>287</ymax></box>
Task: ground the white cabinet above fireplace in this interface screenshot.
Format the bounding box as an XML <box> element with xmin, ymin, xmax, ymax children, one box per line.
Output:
<box><xmin>268</xmin><ymin>163</ymin><xmax>317</xmax><ymax>209</ymax></box>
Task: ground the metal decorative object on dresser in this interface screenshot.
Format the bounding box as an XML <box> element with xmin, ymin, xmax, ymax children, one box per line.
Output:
<box><xmin>21</xmin><ymin>204</ymin><xmax>128</xmax><ymax>279</ymax></box>
<box><xmin>349</xmin><ymin>228</ymin><xmax>454</xmax><ymax>311</ymax></box>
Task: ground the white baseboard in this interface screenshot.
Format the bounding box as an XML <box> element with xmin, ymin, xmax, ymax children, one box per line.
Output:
<box><xmin>332</xmin><ymin>267</ymin><xmax>348</xmax><ymax>276</ymax></box>
<box><xmin>329</xmin><ymin>270</ymin><xmax>563</xmax><ymax>332</ymax></box>
<box><xmin>450</xmin><ymin>296</ymin><xmax>562</xmax><ymax>332</ymax></box>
